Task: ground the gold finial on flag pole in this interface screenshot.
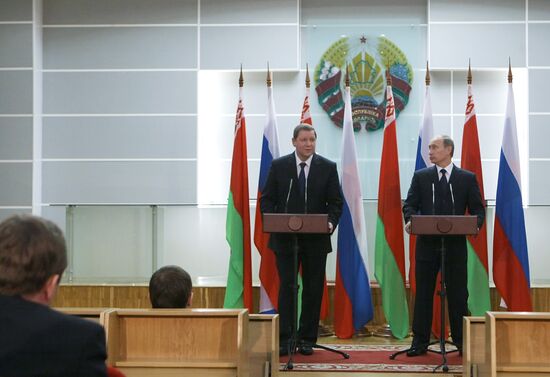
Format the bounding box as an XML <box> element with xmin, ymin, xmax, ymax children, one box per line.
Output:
<box><xmin>305</xmin><ymin>63</ymin><xmax>311</xmax><ymax>89</ymax></box>
<box><xmin>425</xmin><ymin>61</ymin><xmax>431</xmax><ymax>86</ymax></box>
<box><xmin>467</xmin><ymin>59</ymin><xmax>472</xmax><ymax>85</ymax></box>
<box><xmin>267</xmin><ymin>62</ymin><xmax>271</xmax><ymax>87</ymax></box>
<box><xmin>239</xmin><ymin>64</ymin><xmax>244</xmax><ymax>88</ymax></box>
<box><xmin>386</xmin><ymin>69</ymin><xmax>392</xmax><ymax>86</ymax></box>
<box><xmin>508</xmin><ymin>58</ymin><xmax>513</xmax><ymax>83</ymax></box>
<box><xmin>345</xmin><ymin>66</ymin><xmax>350</xmax><ymax>87</ymax></box>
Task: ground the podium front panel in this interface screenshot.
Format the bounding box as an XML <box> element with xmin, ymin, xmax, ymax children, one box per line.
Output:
<box><xmin>410</xmin><ymin>215</ymin><xmax>478</xmax><ymax>236</ymax></box>
<box><xmin>262</xmin><ymin>213</ymin><xmax>329</xmax><ymax>234</ymax></box>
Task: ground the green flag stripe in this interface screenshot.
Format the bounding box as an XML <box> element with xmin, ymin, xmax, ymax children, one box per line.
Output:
<box><xmin>224</xmin><ymin>192</ymin><xmax>245</xmax><ymax>308</ymax></box>
<box><xmin>374</xmin><ymin>216</ymin><xmax>409</xmax><ymax>339</ymax></box>
<box><xmin>466</xmin><ymin>241</ymin><xmax>491</xmax><ymax>315</ymax></box>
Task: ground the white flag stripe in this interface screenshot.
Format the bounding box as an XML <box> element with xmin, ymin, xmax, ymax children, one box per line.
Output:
<box><xmin>502</xmin><ymin>83</ymin><xmax>522</xmax><ymax>186</ymax></box>
<box><xmin>341</xmin><ymin>86</ymin><xmax>368</xmax><ymax>265</ymax></box>
<box><xmin>419</xmin><ymin>85</ymin><xmax>433</xmax><ymax>168</ymax></box>
<box><xmin>266</xmin><ymin>86</ymin><xmax>280</xmax><ymax>159</ymax></box>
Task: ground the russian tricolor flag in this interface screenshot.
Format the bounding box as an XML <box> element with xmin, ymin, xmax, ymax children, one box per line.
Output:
<box><xmin>409</xmin><ymin>77</ymin><xmax>434</xmax><ymax>293</ymax></box>
<box><xmin>334</xmin><ymin>83</ymin><xmax>374</xmax><ymax>338</ymax></box>
<box><xmin>493</xmin><ymin>75</ymin><xmax>532</xmax><ymax>311</ymax></box>
<box><xmin>254</xmin><ymin>80</ymin><xmax>280</xmax><ymax>314</ymax></box>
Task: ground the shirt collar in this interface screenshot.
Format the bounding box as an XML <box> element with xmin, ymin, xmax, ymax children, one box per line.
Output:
<box><xmin>295</xmin><ymin>152</ymin><xmax>313</xmax><ymax>167</ymax></box>
<box><xmin>436</xmin><ymin>162</ymin><xmax>454</xmax><ymax>176</ymax></box>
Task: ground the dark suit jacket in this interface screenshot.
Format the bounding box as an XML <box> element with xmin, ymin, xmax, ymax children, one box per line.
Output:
<box><xmin>402</xmin><ymin>165</ymin><xmax>485</xmax><ymax>262</ymax></box>
<box><xmin>0</xmin><ymin>295</ymin><xmax>107</xmax><ymax>377</ymax></box>
<box><xmin>260</xmin><ymin>153</ymin><xmax>343</xmax><ymax>254</ymax></box>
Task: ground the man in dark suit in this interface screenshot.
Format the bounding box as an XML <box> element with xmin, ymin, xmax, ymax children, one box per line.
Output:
<box><xmin>0</xmin><ymin>215</ymin><xmax>107</xmax><ymax>377</ymax></box>
<box><xmin>260</xmin><ymin>124</ymin><xmax>343</xmax><ymax>356</ymax></box>
<box><xmin>403</xmin><ymin>135</ymin><xmax>485</xmax><ymax>356</ymax></box>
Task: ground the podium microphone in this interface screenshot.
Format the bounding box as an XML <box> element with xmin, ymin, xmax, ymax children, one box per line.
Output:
<box><xmin>284</xmin><ymin>179</ymin><xmax>293</xmax><ymax>213</ymax></box>
<box><xmin>449</xmin><ymin>183</ymin><xmax>455</xmax><ymax>215</ymax></box>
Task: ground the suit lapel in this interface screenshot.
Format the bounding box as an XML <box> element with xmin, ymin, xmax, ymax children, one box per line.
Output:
<box><xmin>308</xmin><ymin>154</ymin><xmax>320</xmax><ymax>186</ymax></box>
<box><xmin>286</xmin><ymin>153</ymin><xmax>298</xmax><ymax>182</ymax></box>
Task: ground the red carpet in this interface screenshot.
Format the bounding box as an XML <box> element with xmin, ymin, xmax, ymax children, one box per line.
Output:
<box><xmin>280</xmin><ymin>344</ymin><xmax>462</xmax><ymax>373</ymax></box>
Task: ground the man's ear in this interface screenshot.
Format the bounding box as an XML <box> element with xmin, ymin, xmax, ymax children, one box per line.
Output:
<box><xmin>43</xmin><ymin>274</ymin><xmax>60</xmax><ymax>304</ymax></box>
<box><xmin>187</xmin><ymin>291</ymin><xmax>193</xmax><ymax>307</ymax></box>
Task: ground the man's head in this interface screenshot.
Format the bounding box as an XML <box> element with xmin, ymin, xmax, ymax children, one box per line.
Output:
<box><xmin>149</xmin><ymin>265</ymin><xmax>193</xmax><ymax>308</ymax></box>
<box><xmin>292</xmin><ymin>124</ymin><xmax>317</xmax><ymax>161</ymax></box>
<box><xmin>0</xmin><ymin>215</ymin><xmax>67</xmax><ymax>305</ymax></box>
<box><xmin>429</xmin><ymin>135</ymin><xmax>454</xmax><ymax>167</ymax></box>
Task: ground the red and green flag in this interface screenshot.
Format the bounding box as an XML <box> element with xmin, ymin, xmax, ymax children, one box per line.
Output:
<box><xmin>224</xmin><ymin>79</ymin><xmax>253</xmax><ymax>312</ymax></box>
<box><xmin>374</xmin><ymin>76</ymin><xmax>409</xmax><ymax>339</ymax></box>
<box><xmin>461</xmin><ymin>80</ymin><xmax>491</xmax><ymax>315</ymax></box>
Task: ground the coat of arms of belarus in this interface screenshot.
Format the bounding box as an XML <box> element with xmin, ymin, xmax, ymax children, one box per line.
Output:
<box><xmin>315</xmin><ymin>35</ymin><xmax>413</xmax><ymax>131</ymax></box>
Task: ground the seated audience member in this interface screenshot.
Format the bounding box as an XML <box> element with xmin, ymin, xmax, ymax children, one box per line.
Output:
<box><xmin>149</xmin><ymin>265</ymin><xmax>193</xmax><ymax>308</ymax></box>
<box><xmin>0</xmin><ymin>215</ymin><xmax>107</xmax><ymax>377</ymax></box>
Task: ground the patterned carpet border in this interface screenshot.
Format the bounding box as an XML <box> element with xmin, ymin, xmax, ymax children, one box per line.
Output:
<box><xmin>279</xmin><ymin>344</ymin><xmax>463</xmax><ymax>373</ymax></box>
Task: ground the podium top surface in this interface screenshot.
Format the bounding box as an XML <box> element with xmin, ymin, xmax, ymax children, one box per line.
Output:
<box><xmin>410</xmin><ymin>215</ymin><xmax>478</xmax><ymax>236</ymax></box>
<box><xmin>262</xmin><ymin>213</ymin><xmax>329</xmax><ymax>234</ymax></box>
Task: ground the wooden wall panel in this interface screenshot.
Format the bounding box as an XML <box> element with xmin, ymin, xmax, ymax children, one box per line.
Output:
<box><xmin>53</xmin><ymin>285</ymin><xmax>550</xmax><ymax>328</ymax></box>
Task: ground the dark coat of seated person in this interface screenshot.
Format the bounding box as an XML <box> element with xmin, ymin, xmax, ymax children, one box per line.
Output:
<box><xmin>149</xmin><ymin>265</ymin><xmax>193</xmax><ymax>308</ymax></box>
<box><xmin>0</xmin><ymin>215</ymin><xmax>107</xmax><ymax>377</ymax></box>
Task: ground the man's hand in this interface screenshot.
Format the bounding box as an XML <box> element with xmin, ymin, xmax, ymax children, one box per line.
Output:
<box><xmin>405</xmin><ymin>221</ymin><xmax>411</xmax><ymax>234</ymax></box>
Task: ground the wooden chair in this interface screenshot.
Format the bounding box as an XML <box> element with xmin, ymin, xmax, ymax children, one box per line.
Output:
<box><xmin>103</xmin><ymin>308</ymin><xmax>249</xmax><ymax>377</ymax></box>
<box><xmin>55</xmin><ymin>307</ymin><xmax>113</xmax><ymax>325</ymax></box>
<box><xmin>463</xmin><ymin>316</ymin><xmax>485</xmax><ymax>377</ymax></box>
<box><xmin>478</xmin><ymin>312</ymin><xmax>550</xmax><ymax>377</ymax></box>
<box><xmin>248</xmin><ymin>314</ymin><xmax>279</xmax><ymax>377</ymax></box>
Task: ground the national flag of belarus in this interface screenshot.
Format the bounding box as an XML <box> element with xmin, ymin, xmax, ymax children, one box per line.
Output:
<box><xmin>255</xmin><ymin>83</ymin><xmax>280</xmax><ymax>314</ymax></box>
<box><xmin>334</xmin><ymin>85</ymin><xmax>374</xmax><ymax>338</ymax></box>
<box><xmin>493</xmin><ymin>80</ymin><xmax>532</xmax><ymax>311</ymax></box>
<box><xmin>224</xmin><ymin>86</ymin><xmax>253</xmax><ymax>312</ymax></box>
<box><xmin>374</xmin><ymin>82</ymin><xmax>409</xmax><ymax>339</ymax></box>
<box><xmin>300</xmin><ymin>86</ymin><xmax>312</xmax><ymax>126</ymax></box>
<box><xmin>461</xmin><ymin>84</ymin><xmax>491</xmax><ymax>315</ymax></box>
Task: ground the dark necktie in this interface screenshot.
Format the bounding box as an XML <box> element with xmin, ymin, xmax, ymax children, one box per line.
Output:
<box><xmin>440</xmin><ymin>168</ymin><xmax>448</xmax><ymax>186</ymax></box>
<box><xmin>438</xmin><ymin>168</ymin><xmax>452</xmax><ymax>214</ymax></box>
<box><xmin>298</xmin><ymin>162</ymin><xmax>306</xmax><ymax>197</ymax></box>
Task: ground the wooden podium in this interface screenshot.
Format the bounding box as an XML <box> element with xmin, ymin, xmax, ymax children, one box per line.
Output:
<box><xmin>410</xmin><ymin>215</ymin><xmax>479</xmax><ymax>236</ymax></box>
<box><xmin>392</xmin><ymin>215</ymin><xmax>479</xmax><ymax>373</ymax></box>
<box><xmin>262</xmin><ymin>213</ymin><xmax>347</xmax><ymax>369</ymax></box>
<box><xmin>262</xmin><ymin>213</ymin><xmax>330</xmax><ymax>234</ymax></box>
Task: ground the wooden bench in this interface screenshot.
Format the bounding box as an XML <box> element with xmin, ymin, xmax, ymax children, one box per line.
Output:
<box><xmin>478</xmin><ymin>312</ymin><xmax>550</xmax><ymax>377</ymax></box>
<box><xmin>249</xmin><ymin>314</ymin><xmax>279</xmax><ymax>377</ymax></box>
<box><xmin>463</xmin><ymin>316</ymin><xmax>485</xmax><ymax>377</ymax></box>
<box><xmin>55</xmin><ymin>307</ymin><xmax>112</xmax><ymax>325</ymax></box>
<box><xmin>103</xmin><ymin>308</ymin><xmax>250</xmax><ymax>377</ymax></box>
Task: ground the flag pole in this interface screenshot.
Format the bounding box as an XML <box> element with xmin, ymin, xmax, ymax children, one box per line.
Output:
<box><xmin>426</xmin><ymin>61</ymin><xmax>431</xmax><ymax>86</ymax></box>
<box><xmin>305</xmin><ymin>63</ymin><xmax>310</xmax><ymax>89</ymax></box>
<box><xmin>267</xmin><ymin>62</ymin><xmax>271</xmax><ymax>87</ymax></box>
<box><xmin>239</xmin><ymin>64</ymin><xmax>244</xmax><ymax>88</ymax></box>
<box><xmin>467</xmin><ymin>59</ymin><xmax>472</xmax><ymax>85</ymax></box>
<box><xmin>508</xmin><ymin>57</ymin><xmax>512</xmax><ymax>84</ymax></box>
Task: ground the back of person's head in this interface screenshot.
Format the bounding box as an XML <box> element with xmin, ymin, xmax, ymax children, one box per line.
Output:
<box><xmin>0</xmin><ymin>215</ymin><xmax>67</xmax><ymax>299</ymax></box>
<box><xmin>149</xmin><ymin>265</ymin><xmax>192</xmax><ymax>308</ymax></box>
